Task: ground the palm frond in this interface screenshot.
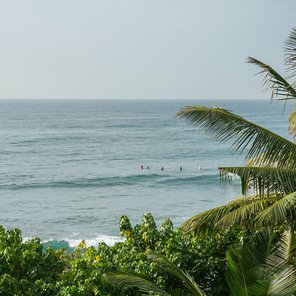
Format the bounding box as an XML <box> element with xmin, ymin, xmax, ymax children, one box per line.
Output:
<box><xmin>220</xmin><ymin>166</ymin><xmax>296</xmax><ymax>196</ymax></box>
<box><xmin>247</xmin><ymin>280</ymin><xmax>272</xmax><ymax>296</ymax></box>
<box><xmin>247</xmin><ymin>56</ymin><xmax>296</xmax><ymax>101</ymax></box>
<box><xmin>288</xmin><ymin>109</ymin><xmax>296</xmax><ymax>138</ymax></box>
<box><xmin>247</xmin><ymin>266</ymin><xmax>296</xmax><ymax>296</ymax></box>
<box><xmin>177</xmin><ymin>106</ymin><xmax>296</xmax><ymax>168</ymax></box>
<box><xmin>285</xmin><ymin>27</ymin><xmax>296</xmax><ymax>79</ymax></box>
<box><xmin>226</xmin><ymin>247</ymin><xmax>249</xmax><ymax>296</ymax></box>
<box><xmin>105</xmin><ymin>252</ymin><xmax>206</xmax><ymax>296</ymax></box>
<box><xmin>255</xmin><ymin>191</ymin><xmax>296</xmax><ymax>227</ymax></box>
<box><xmin>182</xmin><ymin>204</ymin><xmax>232</xmax><ymax>234</ymax></box>
<box><xmin>146</xmin><ymin>250</ymin><xmax>206</xmax><ymax>296</ymax></box>
<box><xmin>182</xmin><ymin>195</ymin><xmax>277</xmax><ymax>233</ymax></box>
<box><xmin>227</xmin><ymin>229</ymin><xmax>296</xmax><ymax>296</ymax></box>
<box><xmin>104</xmin><ymin>271</ymin><xmax>170</xmax><ymax>295</ymax></box>
<box><xmin>216</xmin><ymin>198</ymin><xmax>276</xmax><ymax>228</ymax></box>
<box><xmin>226</xmin><ymin>230</ymin><xmax>272</xmax><ymax>296</ymax></box>
<box><xmin>267</xmin><ymin>266</ymin><xmax>296</xmax><ymax>296</ymax></box>
<box><xmin>264</xmin><ymin>229</ymin><xmax>296</xmax><ymax>295</ymax></box>
<box><xmin>246</xmin><ymin>154</ymin><xmax>279</xmax><ymax>167</ymax></box>
<box><xmin>266</xmin><ymin>229</ymin><xmax>293</xmax><ymax>272</ymax></box>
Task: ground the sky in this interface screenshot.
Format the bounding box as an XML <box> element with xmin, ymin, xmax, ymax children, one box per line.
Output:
<box><xmin>0</xmin><ymin>0</ymin><xmax>295</xmax><ymax>100</ymax></box>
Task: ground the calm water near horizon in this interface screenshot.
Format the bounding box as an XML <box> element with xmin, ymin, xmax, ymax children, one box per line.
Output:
<box><xmin>0</xmin><ymin>99</ymin><xmax>292</xmax><ymax>246</ymax></box>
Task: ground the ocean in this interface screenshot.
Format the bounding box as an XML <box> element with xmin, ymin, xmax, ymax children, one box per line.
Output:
<box><xmin>0</xmin><ymin>99</ymin><xmax>291</xmax><ymax>247</ymax></box>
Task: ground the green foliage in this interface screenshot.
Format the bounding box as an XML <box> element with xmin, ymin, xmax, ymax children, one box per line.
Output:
<box><xmin>111</xmin><ymin>214</ymin><xmax>246</xmax><ymax>294</ymax></box>
<box><xmin>0</xmin><ymin>225</ymin><xmax>64</xmax><ymax>295</ymax></box>
<box><xmin>106</xmin><ymin>250</ymin><xmax>206</xmax><ymax>296</ymax></box>
<box><xmin>0</xmin><ymin>215</ymin><xmax>247</xmax><ymax>295</ymax></box>
<box><xmin>226</xmin><ymin>228</ymin><xmax>296</xmax><ymax>296</ymax></box>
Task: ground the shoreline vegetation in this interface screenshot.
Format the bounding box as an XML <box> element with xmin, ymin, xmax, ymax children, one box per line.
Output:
<box><xmin>1</xmin><ymin>28</ymin><xmax>296</xmax><ymax>295</ymax></box>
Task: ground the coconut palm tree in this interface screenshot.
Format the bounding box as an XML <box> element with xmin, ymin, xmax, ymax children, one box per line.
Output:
<box><xmin>177</xmin><ymin>28</ymin><xmax>296</xmax><ymax>234</ymax></box>
<box><xmin>226</xmin><ymin>228</ymin><xmax>296</xmax><ymax>295</ymax></box>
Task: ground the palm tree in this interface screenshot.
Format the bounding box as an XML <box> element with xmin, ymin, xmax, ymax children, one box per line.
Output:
<box><xmin>226</xmin><ymin>228</ymin><xmax>296</xmax><ymax>295</ymax></box>
<box><xmin>105</xmin><ymin>250</ymin><xmax>206</xmax><ymax>296</ymax></box>
<box><xmin>177</xmin><ymin>28</ymin><xmax>296</xmax><ymax>234</ymax></box>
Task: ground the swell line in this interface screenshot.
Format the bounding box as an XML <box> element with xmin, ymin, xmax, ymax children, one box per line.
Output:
<box><xmin>0</xmin><ymin>173</ymin><xmax>231</xmax><ymax>191</ymax></box>
<box><xmin>0</xmin><ymin>174</ymin><xmax>163</xmax><ymax>190</ymax></box>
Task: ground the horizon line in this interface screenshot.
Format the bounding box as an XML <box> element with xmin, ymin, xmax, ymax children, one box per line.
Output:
<box><xmin>0</xmin><ymin>97</ymin><xmax>267</xmax><ymax>100</ymax></box>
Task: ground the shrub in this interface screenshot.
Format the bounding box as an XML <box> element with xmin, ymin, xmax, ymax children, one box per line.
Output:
<box><xmin>0</xmin><ymin>214</ymin><xmax>248</xmax><ymax>295</ymax></box>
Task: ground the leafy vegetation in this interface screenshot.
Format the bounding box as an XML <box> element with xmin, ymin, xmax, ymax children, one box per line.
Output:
<box><xmin>0</xmin><ymin>226</ymin><xmax>65</xmax><ymax>295</ymax></box>
<box><xmin>107</xmin><ymin>228</ymin><xmax>296</xmax><ymax>295</ymax></box>
<box><xmin>0</xmin><ymin>215</ymin><xmax>247</xmax><ymax>295</ymax></box>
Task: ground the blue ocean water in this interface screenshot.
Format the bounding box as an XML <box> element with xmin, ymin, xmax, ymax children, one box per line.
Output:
<box><xmin>0</xmin><ymin>99</ymin><xmax>292</xmax><ymax>246</ymax></box>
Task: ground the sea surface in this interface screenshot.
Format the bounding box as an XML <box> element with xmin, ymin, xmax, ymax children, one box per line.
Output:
<box><xmin>0</xmin><ymin>99</ymin><xmax>292</xmax><ymax>247</ymax></box>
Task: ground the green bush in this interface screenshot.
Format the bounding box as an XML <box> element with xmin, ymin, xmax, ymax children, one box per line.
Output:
<box><xmin>0</xmin><ymin>214</ymin><xmax>248</xmax><ymax>295</ymax></box>
<box><xmin>0</xmin><ymin>226</ymin><xmax>64</xmax><ymax>295</ymax></box>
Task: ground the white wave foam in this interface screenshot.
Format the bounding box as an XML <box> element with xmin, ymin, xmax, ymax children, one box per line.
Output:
<box><xmin>24</xmin><ymin>234</ymin><xmax>124</xmax><ymax>248</ymax></box>
<box><xmin>67</xmin><ymin>235</ymin><xmax>124</xmax><ymax>248</ymax></box>
<box><xmin>23</xmin><ymin>236</ymin><xmax>33</xmax><ymax>242</ymax></box>
<box><xmin>226</xmin><ymin>172</ymin><xmax>240</xmax><ymax>181</ymax></box>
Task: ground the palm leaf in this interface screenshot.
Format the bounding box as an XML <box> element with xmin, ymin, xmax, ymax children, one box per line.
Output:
<box><xmin>226</xmin><ymin>247</ymin><xmax>249</xmax><ymax>296</ymax></box>
<box><xmin>246</xmin><ymin>262</ymin><xmax>296</xmax><ymax>296</ymax></box>
<box><xmin>226</xmin><ymin>229</ymin><xmax>296</xmax><ymax>296</ymax></box>
<box><xmin>266</xmin><ymin>229</ymin><xmax>293</xmax><ymax>273</ymax></box>
<box><xmin>284</xmin><ymin>27</ymin><xmax>296</xmax><ymax>79</ymax></box>
<box><xmin>177</xmin><ymin>106</ymin><xmax>296</xmax><ymax>169</ymax></box>
<box><xmin>266</xmin><ymin>266</ymin><xmax>296</xmax><ymax>296</ymax></box>
<box><xmin>216</xmin><ymin>198</ymin><xmax>277</xmax><ymax>228</ymax></box>
<box><xmin>247</xmin><ymin>280</ymin><xmax>272</xmax><ymax>296</ymax></box>
<box><xmin>105</xmin><ymin>251</ymin><xmax>206</xmax><ymax>296</ymax></box>
<box><xmin>146</xmin><ymin>250</ymin><xmax>206</xmax><ymax>296</ymax></box>
<box><xmin>182</xmin><ymin>195</ymin><xmax>277</xmax><ymax>233</ymax></box>
<box><xmin>226</xmin><ymin>230</ymin><xmax>272</xmax><ymax>296</ymax></box>
<box><xmin>220</xmin><ymin>166</ymin><xmax>296</xmax><ymax>196</ymax></box>
<box><xmin>255</xmin><ymin>192</ymin><xmax>296</xmax><ymax>227</ymax></box>
<box><xmin>104</xmin><ymin>271</ymin><xmax>170</xmax><ymax>295</ymax></box>
<box><xmin>183</xmin><ymin>174</ymin><xmax>296</xmax><ymax>232</ymax></box>
<box><xmin>288</xmin><ymin>109</ymin><xmax>296</xmax><ymax>138</ymax></box>
<box><xmin>263</xmin><ymin>229</ymin><xmax>296</xmax><ymax>296</ymax></box>
<box><xmin>247</xmin><ymin>56</ymin><xmax>296</xmax><ymax>101</ymax></box>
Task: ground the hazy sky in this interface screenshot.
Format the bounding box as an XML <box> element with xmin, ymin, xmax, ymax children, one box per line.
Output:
<box><xmin>0</xmin><ymin>0</ymin><xmax>295</xmax><ymax>99</ymax></box>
